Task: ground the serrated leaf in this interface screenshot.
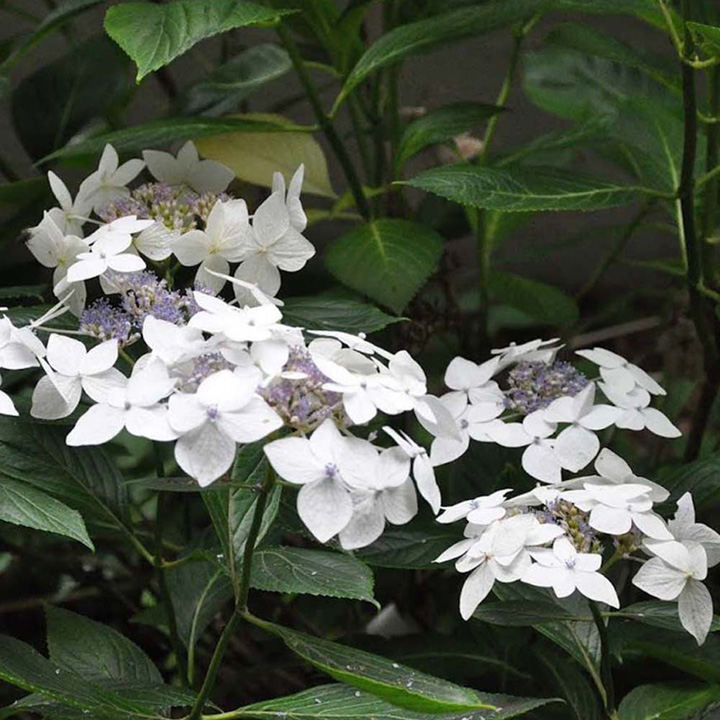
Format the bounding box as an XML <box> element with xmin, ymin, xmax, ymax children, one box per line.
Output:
<box><xmin>237</xmin><ymin>683</ymin><xmax>558</xmax><ymax>719</ymax></box>
<box><xmin>396</xmin><ymin>102</ymin><xmax>503</xmax><ymax>167</ymax></box>
<box><xmin>183</xmin><ymin>43</ymin><xmax>291</xmax><ymax>116</ymax></box>
<box><xmin>620</xmin><ymin>602</ymin><xmax>720</xmax><ymax>634</ymax></box>
<box><xmin>195</xmin><ymin>113</ymin><xmax>334</xmax><ymax>197</ymax></box>
<box><xmin>252</xmin><ymin>619</ymin><xmax>498</xmax><ymax>713</ymax></box>
<box><xmin>281</xmin><ymin>294</ymin><xmax>402</xmax><ymax>333</ymax></box>
<box><xmin>0</xmin><ymin>418</ymin><xmax>128</xmax><ymax>535</ymax></box>
<box><xmin>405</xmin><ymin>164</ymin><xmax>641</xmax><ymax>212</ymax></box>
<box><xmin>0</xmin><ymin>479</ymin><xmax>93</xmax><ymax>549</ymax></box>
<box><xmin>45</xmin><ymin>606</ymin><xmax>161</xmax><ymax>685</ymax></box>
<box><xmin>104</xmin><ymin>0</ymin><xmax>293</xmax><ymax>81</ymax></box>
<box><xmin>325</xmin><ymin>219</ymin><xmax>443</xmax><ymax>314</ymax></box>
<box><xmin>43</xmin><ymin>116</ymin><xmax>311</xmax><ymax>163</ymax></box>
<box><xmin>0</xmin><ymin>635</ymin><xmax>151</xmax><ymax>717</ymax></box>
<box><xmin>250</xmin><ymin>547</ymin><xmax>376</xmax><ymax>604</ymax></box>
<box><xmin>487</xmin><ymin>271</ymin><xmax>579</xmax><ymax>328</ymax></box>
<box><xmin>473</xmin><ymin>601</ymin><xmax>580</xmax><ymax>626</ymax></box>
<box><xmin>618</xmin><ymin>684</ymin><xmax>720</xmax><ymax>720</ymax></box>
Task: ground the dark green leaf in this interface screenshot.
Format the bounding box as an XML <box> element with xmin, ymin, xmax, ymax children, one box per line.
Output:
<box><xmin>0</xmin><ymin>417</ymin><xmax>128</xmax><ymax>535</ymax></box>
<box><xmin>534</xmin><ymin>646</ymin><xmax>604</xmax><ymax>720</ymax></box>
<box><xmin>282</xmin><ymin>294</ymin><xmax>403</xmax><ymax>333</ymax></box>
<box><xmin>237</xmin><ymin>683</ymin><xmax>558</xmax><ymax>719</ymax></box>
<box><xmin>183</xmin><ymin>44</ymin><xmax>291</xmax><ymax>116</ymax></box>
<box><xmin>325</xmin><ymin>219</ymin><xmax>443</xmax><ymax>314</ymax></box>
<box><xmin>0</xmin><ymin>179</ymin><xmax>49</xmax><ymax>207</ymax></box>
<box><xmin>619</xmin><ymin>602</ymin><xmax>720</xmax><ymax>634</ymax></box>
<box><xmin>0</xmin><ymin>479</ymin><xmax>93</xmax><ymax>549</ymax></box>
<box><xmin>45</xmin><ymin>606</ymin><xmax>161</xmax><ymax>685</ymax></box>
<box><xmin>11</xmin><ymin>35</ymin><xmax>134</xmax><ymax>161</ymax></box>
<box><xmin>104</xmin><ymin>0</ymin><xmax>294</xmax><ymax>81</ymax></box>
<box><xmin>618</xmin><ymin>684</ymin><xmax>720</xmax><ymax>720</ymax></box>
<box><xmin>252</xmin><ymin>619</ymin><xmax>500</xmax><ymax>713</ymax></box>
<box><xmin>250</xmin><ymin>547</ymin><xmax>376</xmax><ymax>604</ymax></box>
<box><xmin>473</xmin><ymin>601</ymin><xmax>580</xmax><ymax>626</ymax></box>
<box><xmin>396</xmin><ymin>102</ymin><xmax>503</xmax><ymax>167</ymax></box>
<box><xmin>487</xmin><ymin>271</ymin><xmax>579</xmax><ymax>327</ymax></box>
<box><xmin>405</xmin><ymin>165</ymin><xmax>641</xmax><ymax>212</ymax></box>
<box><xmin>0</xmin><ymin>635</ymin><xmax>150</xmax><ymax>716</ymax></box>
<box><xmin>659</xmin><ymin>453</ymin><xmax>720</xmax><ymax>510</ymax></box>
<box><xmin>2</xmin><ymin>0</ymin><xmax>105</xmax><ymax>70</ymax></box>
<box><xmin>43</xmin><ymin>115</ymin><xmax>311</xmax><ymax>163</ymax></box>
<box><xmin>0</xmin><ymin>285</ymin><xmax>46</xmax><ymax>301</ymax></box>
<box><xmin>688</xmin><ymin>21</ymin><xmax>720</xmax><ymax>60</ymax></box>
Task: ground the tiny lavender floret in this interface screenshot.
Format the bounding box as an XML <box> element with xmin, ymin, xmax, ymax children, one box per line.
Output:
<box><xmin>506</xmin><ymin>360</ymin><xmax>589</xmax><ymax>415</ymax></box>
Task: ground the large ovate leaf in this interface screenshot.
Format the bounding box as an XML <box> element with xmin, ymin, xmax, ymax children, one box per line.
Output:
<box><xmin>183</xmin><ymin>43</ymin><xmax>291</xmax><ymax>116</ymax></box>
<box><xmin>45</xmin><ymin>606</ymin><xmax>161</xmax><ymax>685</ymax></box>
<box><xmin>405</xmin><ymin>164</ymin><xmax>641</xmax><ymax>212</ymax></box>
<box><xmin>0</xmin><ymin>418</ymin><xmax>128</xmax><ymax>535</ymax></box>
<box><xmin>195</xmin><ymin>113</ymin><xmax>334</xmax><ymax>197</ymax></box>
<box><xmin>396</xmin><ymin>102</ymin><xmax>503</xmax><ymax>167</ymax></box>
<box><xmin>250</xmin><ymin>619</ymin><xmax>500</xmax><ymax>713</ymax></box>
<box><xmin>620</xmin><ymin>602</ymin><xmax>720</xmax><ymax>634</ymax></box>
<box><xmin>250</xmin><ymin>547</ymin><xmax>376</xmax><ymax>604</ymax></box>
<box><xmin>473</xmin><ymin>601</ymin><xmax>580</xmax><ymax>626</ymax></box>
<box><xmin>44</xmin><ymin>115</ymin><xmax>311</xmax><ymax>162</ymax></box>
<box><xmin>282</xmin><ymin>294</ymin><xmax>403</xmax><ymax>333</ymax></box>
<box><xmin>104</xmin><ymin>0</ymin><xmax>294</xmax><ymax>81</ymax></box>
<box><xmin>0</xmin><ymin>479</ymin><xmax>93</xmax><ymax>549</ymax></box>
<box><xmin>659</xmin><ymin>453</ymin><xmax>720</xmax><ymax>510</ymax></box>
<box><xmin>325</xmin><ymin>219</ymin><xmax>443</xmax><ymax>314</ymax></box>
<box><xmin>11</xmin><ymin>35</ymin><xmax>134</xmax><ymax>161</ymax></box>
<box><xmin>487</xmin><ymin>271</ymin><xmax>579</xmax><ymax>328</ymax></box>
<box><xmin>0</xmin><ymin>635</ymin><xmax>151</xmax><ymax>717</ymax></box>
<box><xmin>236</xmin><ymin>683</ymin><xmax>558</xmax><ymax>719</ymax></box>
<box><xmin>618</xmin><ymin>684</ymin><xmax>720</xmax><ymax>720</ymax></box>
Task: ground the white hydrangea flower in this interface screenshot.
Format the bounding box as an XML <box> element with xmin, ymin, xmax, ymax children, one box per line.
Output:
<box><xmin>632</xmin><ymin>540</ymin><xmax>712</xmax><ymax>644</ymax></box>
<box><xmin>142</xmin><ymin>316</ymin><xmax>207</xmax><ymax>367</ymax></box>
<box><xmin>0</xmin><ymin>373</ymin><xmax>18</xmax><ymax>416</ymax></box>
<box><xmin>576</xmin><ymin>347</ymin><xmax>666</xmax><ymax>396</ymax></box>
<box><xmin>272</xmin><ymin>165</ymin><xmax>307</xmax><ymax>232</ymax></box>
<box><xmin>143</xmin><ymin>140</ymin><xmax>234</xmax><ymax>194</ymax></box>
<box><xmin>31</xmin><ymin>335</ymin><xmax>123</xmax><ymax>420</ymax></box>
<box><xmin>523</xmin><ymin>536</ymin><xmax>620</xmax><ymax>607</ymax></box>
<box><xmin>491</xmin><ymin>338</ymin><xmax>561</xmax><ymax>371</ymax></box>
<box><xmin>436</xmin><ymin>488</ymin><xmax>512</xmax><ymax>525</ymax></box>
<box><xmin>173</xmin><ymin>199</ymin><xmax>249</xmax><ymax>293</ymax></box>
<box><xmin>443</xmin><ymin>355</ymin><xmax>500</xmax><ymax>404</ymax></box>
<box><xmin>264</xmin><ymin>418</ymin><xmax>353</xmax><ymax>542</ymax></box>
<box><xmin>47</xmin><ymin>171</ymin><xmax>92</xmax><ymax>236</ymax></box>
<box><xmin>0</xmin><ymin>316</ymin><xmax>44</xmax><ymax>370</ymax></box>
<box><xmin>77</xmin><ymin>144</ymin><xmax>145</xmax><ymax>212</ymax></box>
<box><xmin>599</xmin><ymin>382</ymin><xmax>680</xmax><ymax>438</ymax></box>
<box><xmin>232</xmin><ymin>191</ymin><xmax>315</xmax><ymax>305</ymax></box>
<box><xmin>66</xmin><ymin>360</ymin><xmax>177</xmax><ymax>447</ymax></box>
<box><xmin>543</xmin><ymin>383</ymin><xmax>620</xmax><ymax>472</ymax></box>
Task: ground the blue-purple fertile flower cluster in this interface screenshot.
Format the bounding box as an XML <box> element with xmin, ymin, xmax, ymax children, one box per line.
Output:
<box><xmin>505</xmin><ymin>360</ymin><xmax>589</xmax><ymax>415</ymax></box>
<box><xmin>80</xmin><ymin>299</ymin><xmax>136</xmax><ymax>346</ymax></box>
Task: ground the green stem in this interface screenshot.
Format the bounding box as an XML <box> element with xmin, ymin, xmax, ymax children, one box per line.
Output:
<box><xmin>186</xmin><ymin>467</ymin><xmax>276</xmax><ymax>720</ymax></box>
<box><xmin>277</xmin><ymin>25</ymin><xmax>372</xmax><ymax>220</ymax></box>
<box><xmin>700</xmin><ymin>66</ymin><xmax>720</xmax><ymax>289</ymax></box>
<box><xmin>590</xmin><ymin>602</ymin><xmax>616</xmax><ymax>718</ymax></box>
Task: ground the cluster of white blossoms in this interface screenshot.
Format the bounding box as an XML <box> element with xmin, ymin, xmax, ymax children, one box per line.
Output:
<box><xmin>0</xmin><ymin>144</ymin><xmax>715</xmax><ymax>647</ymax></box>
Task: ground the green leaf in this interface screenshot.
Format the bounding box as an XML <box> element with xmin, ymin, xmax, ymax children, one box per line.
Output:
<box><xmin>396</xmin><ymin>102</ymin><xmax>503</xmax><ymax>167</ymax></box>
<box><xmin>104</xmin><ymin>0</ymin><xmax>294</xmax><ymax>81</ymax></box>
<box><xmin>688</xmin><ymin>21</ymin><xmax>720</xmax><ymax>60</ymax></box>
<box><xmin>2</xmin><ymin>0</ymin><xmax>105</xmax><ymax>70</ymax></box>
<box><xmin>473</xmin><ymin>601</ymin><xmax>580</xmax><ymax>626</ymax></box>
<box><xmin>618</xmin><ymin>684</ymin><xmax>720</xmax><ymax>720</ymax></box>
<box><xmin>487</xmin><ymin>271</ymin><xmax>579</xmax><ymax>328</ymax></box>
<box><xmin>43</xmin><ymin>115</ymin><xmax>310</xmax><ymax>163</ymax></box>
<box><xmin>183</xmin><ymin>43</ymin><xmax>291</xmax><ymax>116</ymax></box>
<box><xmin>11</xmin><ymin>35</ymin><xmax>134</xmax><ymax>161</ymax></box>
<box><xmin>282</xmin><ymin>294</ymin><xmax>403</xmax><ymax>333</ymax></box>
<box><xmin>196</xmin><ymin>112</ymin><xmax>334</xmax><ymax>197</ymax></box>
<box><xmin>325</xmin><ymin>219</ymin><xmax>443</xmax><ymax>314</ymax></box>
<box><xmin>251</xmin><ymin>619</ymin><xmax>500</xmax><ymax>713</ymax></box>
<box><xmin>0</xmin><ymin>418</ymin><xmax>128</xmax><ymax>535</ymax></box>
<box><xmin>620</xmin><ymin>602</ymin><xmax>720</xmax><ymax>634</ymax></box>
<box><xmin>336</xmin><ymin>0</ymin><xmax>547</xmax><ymax>108</ymax></box>
<box><xmin>45</xmin><ymin>606</ymin><xmax>161</xmax><ymax>685</ymax></box>
<box><xmin>0</xmin><ymin>479</ymin><xmax>93</xmax><ymax>549</ymax></box>
<box><xmin>0</xmin><ymin>635</ymin><xmax>151</xmax><ymax>717</ymax></box>
<box><xmin>0</xmin><ymin>285</ymin><xmax>46</xmax><ymax>301</ymax></box>
<box><xmin>358</xmin><ymin>521</ymin><xmax>461</xmax><ymax>569</ymax></box>
<box><xmin>250</xmin><ymin>547</ymin><xmax>376</xmax><ymax>605</ymax></box>
<box><xmin>237</xmin><ymin>683</ymin><xmax>557</xmax><ymax>719</ymax></box>
<box><xmin>0</xmin><ymin>178</ymin><xmax>49</xmax><ymax>207</ymax></box>
<box><xmin>534</xmin><ymin>646</ymin><xmax>604</xmax><ymax>720</ymax></box>
<box><xmin>659</xmin><ymin>453</ymin><xmax>720</xmax><ymax>510</ymax></box>
<box><xmin>405</xmin><ymin>164</ymin><xmax>641</xmax><ymax>212</ymax></box>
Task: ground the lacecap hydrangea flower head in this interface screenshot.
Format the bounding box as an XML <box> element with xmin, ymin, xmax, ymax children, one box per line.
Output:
<box><xmin>1</xmin><ymin>142</ymin><xmax>716</xmax><ymax>647</ymax></box>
